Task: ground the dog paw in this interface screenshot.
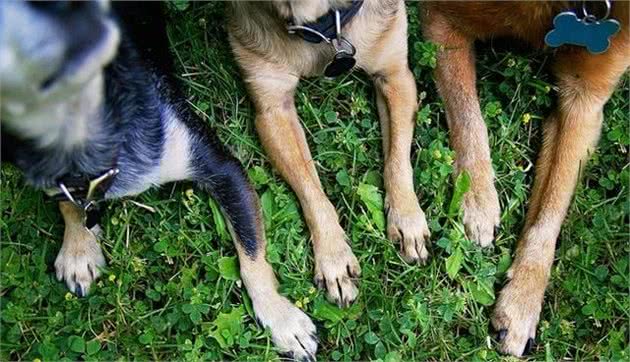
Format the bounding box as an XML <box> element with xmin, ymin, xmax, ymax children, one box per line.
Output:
<box><xmin>54</xmin><ymin>225</ymin><xmax>106</xmax><ymax>297</ymax></box>
<box><xmin>386</xmin><ymin>196</ymin><xmax>430</xmax><ymax>264</ymax></box>
<box><xmin>313</xmin><ymin>239</ymin><xmax>361</xmax><ymax>307</ymax></box>
<box><xmin>492</xmin><ymin>269</ymin><xmax>545</xmax><ymax>357</ymax></box>
<box><xmin>253</xmin><ymin>296</ymin><xmax>317</xmax><ymax>362</ymax></box>
<box><xmin>461</xmin><ymin>181</ymin><xmax>500</xmax><ymax>247</ymax></box>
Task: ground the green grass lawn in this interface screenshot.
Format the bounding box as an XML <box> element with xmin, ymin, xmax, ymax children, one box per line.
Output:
<box><xmin>1</xmin><ymin>2</ymin><xmax>628</xmax><ymax>361</ymax></box>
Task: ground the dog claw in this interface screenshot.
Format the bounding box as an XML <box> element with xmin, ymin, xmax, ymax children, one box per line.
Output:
<box><xmin>303</xmin><ymin>351</ymin><xmax>316</xmax><ymax>362</ymax></box>
<box><xmin>523</xmin><ymin>338</ymin><xmax>534</xmax><ymax>355</ymax></box>
<box><xmin>313</xmin><ymin>276</ymin><xmax>325</xmax><ymax>290</ymax></box>
<box><xmin>253</xmin><ymin>295</ymin><xmax>317</xmax><ymax>361</ymax></box>
<box><xmin>460</xmin><ymin>180</ymin><xmax>500</xmax><ymax>248</ymax></box>
<box><xmin>284</xmin><ymin>350</ymin><xmax>315</xmax><ymax>362</ymax></box>
<box><xmin>386</xmin><ymin>198</ymin><xmax>431</xmax><ymax>264</ymax></box>
<box><xmin>492</xmin><ymin>271</ymin><xmax>544</xmax><ymax>357</ymax></box>
<box><xmin>497</xmin><ymin>329</ymin><xmax>507</xmax><ymax>342</ymax></box>
<box><xmin>55</xmin><ymin>249</ymin><xmax>105</xmax><ymax>296</ymax></box>
<box><xmin>347</xmin><ymin>264</ymin><xmax>359</xmax><ymax>278</ymax></box>
<box><xmin>314</xmin><ymin>240</ymin><xmax>360</xmax><ymax>307</ymax></box>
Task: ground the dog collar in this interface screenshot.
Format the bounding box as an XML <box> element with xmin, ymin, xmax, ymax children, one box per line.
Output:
<box><xmin>44</xmin><ymin>168</ymin><xmax>118</xmax><ymax>229</ymax></box>
<box><xmin>287</xmin><ymin>0</ymin><xmax>363</xmax><ymax>44</ymax></box>
<box><xmin>287</xmin><ymin>1</ymin><xmax>362</xmax><ymax>78</ymax></box>
<box><xmin>46</xmin><ymin>168</ymin><xmax>119</xmax><ymax>209</ymax></box>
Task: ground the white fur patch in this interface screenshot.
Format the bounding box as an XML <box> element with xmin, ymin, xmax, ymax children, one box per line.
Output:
<box><xmin>111</xmin><ymin>108</ymin><xmax>192</xmax><ymax>198</ymax></box>
<box><xmin>157</xmin><ymin>108</ymin><xmax>191</xmax><ymax>183</ymax></box>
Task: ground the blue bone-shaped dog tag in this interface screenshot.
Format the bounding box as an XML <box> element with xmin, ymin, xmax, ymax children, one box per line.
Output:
<box><xmin>545</xmin><ymin>11</ymin><xmax>620</xmax><ymax>54</ymax></box>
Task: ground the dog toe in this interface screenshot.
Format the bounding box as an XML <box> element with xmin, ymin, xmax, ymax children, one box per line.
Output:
<box><xmin>462</xmin><ymin>209</ymin><xmax>498</xmax><ymax>247</ymax></box>
<box><xmin>461</xmin><ymin>182</ymin><xmax>500</xmax><ymax>248</ymax></box>
<box><xmin>252</xmin><ymin>295</ymin><xmax>318</xmax><ymax>360</ymax></box>
<box><xmin>386</xmin><ymin>202</ymin><xmax>431</xmax><ymax>264</ymax></box>
<box><xmin>492</xmin><ymin>272</ymin><xmax>543</xmax><ymax>357</ymax></box>
<box><xmin>54</xmin><ymin>236</ymin><xmax>106</xmax><ymax>296</ymax></box>
<box><xmin>314</xmin><ymin>241</ymin><xmax>360</xmax><ymax>307</ymax></box>
<box><xmin>415</xmin><ymin>239</ymin><xmax>429</xmax><ymax>265</ymax></box>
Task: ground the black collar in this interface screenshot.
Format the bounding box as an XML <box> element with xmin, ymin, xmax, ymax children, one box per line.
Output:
<box><xmin>47</xmin><ymin>168</ymin><xmax>119</xmax><ymax>204</ymax></box>
<box><xmin>45</xmin><ymin>168</ymin><xmax>118</xmax><ymax>229</ymax></box>
<box><xmin>289</xmin><ymin>0</ymin><xmax>363</xmax><ymax>43</ymax></box>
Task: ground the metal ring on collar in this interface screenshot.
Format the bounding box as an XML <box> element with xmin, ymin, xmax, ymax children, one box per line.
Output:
<box><xmin>582</xmin><ymin>0</ymin><xmax>612</xmax><ymax>21</ymax></box>
<box><xmin>58</xmin><ymin>182</ymin><xmax>78</xmax><ymax>206</ymax></box>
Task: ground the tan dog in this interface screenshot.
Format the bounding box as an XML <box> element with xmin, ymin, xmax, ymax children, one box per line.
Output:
<box><xmin>421</xmin><ymin>1</ymin><xmax>629</xmax><ymax>357</ymax></box>
<box><xmin>227</xmin><ymin>0</ymin><xmax>430</xmax><ymax>307</ymax></box>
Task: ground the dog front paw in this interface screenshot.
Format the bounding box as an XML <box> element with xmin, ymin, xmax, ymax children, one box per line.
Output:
<box><xmin>54</xmin><ymin>225</ymin><xmax>106</xmax><ymax>297</ymax></box>
<box><xmin>461</xmin><ymin>180</ymin><xmax>500</xmax><ymax>247</ymax></box>
<box><xmin>313</xmin><ymin>236</ymin><xmax>361</xmax><ymax>307</ymax></box>
<box><xmin>492</xmin><ymin>265</ymin><xmax>546</xmax><ymax>357</ymax></box>
<box><xmin>386</xmin><ymin>195</ymin><xmax>430</xmax><ymax>264</ymax></box>
<box><xmin>253</xmin><ymin>295</ymin><xmax>317</xmax><ymax>361</ymax></box>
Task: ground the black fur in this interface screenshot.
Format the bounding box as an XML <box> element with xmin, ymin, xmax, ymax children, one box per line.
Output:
<box><xmin>1</xmin><ymin>2</ymin><xmax>260</xmax><ymax>257</ymax></box>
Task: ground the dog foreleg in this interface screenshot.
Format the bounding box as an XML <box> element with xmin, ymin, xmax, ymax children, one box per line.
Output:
<box><xmin>374</xmin><ymin>65</ymin><xmax>431</xmax><ymax>264</ymax></box>
<box><xmin>55</xmin><ymin>201</ymin><xmax>106</xmax><ymax>296</ymax></box>
<box><xmin>244</xmin><ymin>69</ymin><xmax>360</xmax><ymax>308</ymax></box>
<box><xmin>231</xmin><ymin>217</ymin><xmax>318</xmax><ymax>362</ymax></box>
<box><xmin>493</xmin><ymin>41</ymin><xmax>630</xmax><ymax>357</ymax></box>
<box><xmin>189</xmin><ymin>132</ymin><xmax>319</xmax><ymax>360</ymax></box>
<box><xmin>423</xmin><ymin>14</ymin><xmax>500</xmax><ymax>247</ymax></box>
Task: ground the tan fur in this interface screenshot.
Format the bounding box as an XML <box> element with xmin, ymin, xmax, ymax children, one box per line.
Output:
<box><xmin>228</xmin><ymin>0</ymin><xmax>430</xmax><ymax>306</ymax></box>
<box><xmin>55</xmin><ymin>201</ymin><xmax>106</xmax><ymax>295</ymax></box>
<box><xmin>271</xmin><ymin>0</ymin><xmax>351</xmax><ymax>25</ymax></box>
<box><xmin>423</xmin><ymin>1</ymin><xmax>630</xmax><ymax>356</ymax></box>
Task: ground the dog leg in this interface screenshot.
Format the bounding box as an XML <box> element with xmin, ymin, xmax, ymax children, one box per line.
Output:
<box><xmin>55</xmin><ymin>201</ymin><xmax>106</xmax><ymax>296</ymax></box>
<box><xmin>374</xmin><ymin>67</ymin><xmax>430</xmax><ymax>264</ymax></box>
<box><xmin>423</xmin><ymin>15</ymin><xmax>500</xmax><ymax>247</ymax></box>
<box><xmin>243</xmin><ymin>70</ymin><xmax>360</xmax><ymax>307</ymax></box>
<box><xmin>158</xmin><ymin>113</ymin><xmax>319</xmax><ymax>358</ymax></box>
<box><xmin>233</xmin><ymin>221</ymin><xmax>317</xmax><ymax>362</ymax></box>
<box><xmin>492</xmin><ymin>44</ymin><xmax>629</xmax><ymax>357</ymax></box>
<box><xmin>204</xmin><ymin>186</ymin><xmax>319</xmax><ymax>361</ymax></box>
<box><xmin>215</xmin><ymin>180</ymin><xmax>318</xmax><ymax>360</ymax></box>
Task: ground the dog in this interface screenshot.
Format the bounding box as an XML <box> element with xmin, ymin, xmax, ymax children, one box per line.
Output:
<box><xmin>0</xmin><ymin>1</ymin><xmax>318</xmax><ymax>359</ymax></box>
<box><xmin>421</xmin><ymin>1</ymin><xmax>629</xmax><ymax>356</ymax></box>
<box><xmin>227</xmin><ymin>0</ymin><xmax>430</xmax><ymax>308</ymax></box>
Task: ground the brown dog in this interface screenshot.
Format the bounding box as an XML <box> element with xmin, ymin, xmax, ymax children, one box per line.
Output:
<box><xmin>227</xmin><ymin>0</ymin><xmax>430</xmax><ymax>307</ymax></box>
<box><xmin>422</xmin><ymin>1</ymin><xmax>629</xmax><ymax>357</ymax></box>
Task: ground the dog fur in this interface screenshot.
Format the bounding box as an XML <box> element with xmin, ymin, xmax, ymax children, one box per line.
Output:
<box><xmin>227</xmin><ymin>0</ymin><xmax>431</xmax><ymax>310</ymax></box>
<box><xmin>421</xmin><ymin>0</ymin><xmax>629</xmax><ymax>356</ymax></box>
<box><xmin>0</xmin><ymin>1</ymin><xmax>317</xmax><ymax>359</ymax></box>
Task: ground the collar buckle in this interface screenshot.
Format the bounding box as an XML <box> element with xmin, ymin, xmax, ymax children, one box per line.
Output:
<box><xmin>55</xmin><ymin>168</ymin><xmax>119</xmax><ymax>211</ymax></box>
<box><xmin>288</xmin><ymin>9</ymin><xmax>358</xmax><ymax>78</ymax></box>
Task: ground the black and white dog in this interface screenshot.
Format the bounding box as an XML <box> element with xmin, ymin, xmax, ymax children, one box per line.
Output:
<box><xmin>0</xmin><ymin>1</ymin><xmax>317</xmax><ymax>359</ymax></box>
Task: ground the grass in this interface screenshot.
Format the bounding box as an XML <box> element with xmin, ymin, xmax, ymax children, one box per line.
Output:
<box><xmin>1</xmin><ymin>2</ymin><xmax>628</xmax><ymax>361</ymax></box>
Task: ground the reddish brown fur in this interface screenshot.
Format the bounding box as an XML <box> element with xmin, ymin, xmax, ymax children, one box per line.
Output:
<box><xmin>422</xmin><ymin>1</ymin><xmax>629</xmax><ymax>357</ymax></box>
